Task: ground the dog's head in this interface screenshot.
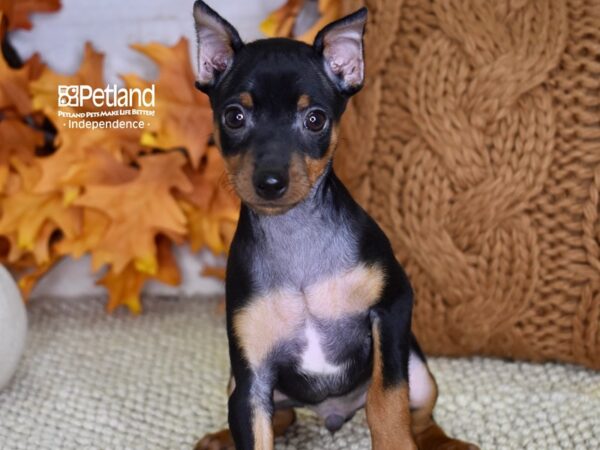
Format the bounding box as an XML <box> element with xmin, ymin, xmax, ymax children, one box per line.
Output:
<box><xmin>193</xmin><ymin>1</ymin><xmax>367</xmax><ymax>215</ymax></box>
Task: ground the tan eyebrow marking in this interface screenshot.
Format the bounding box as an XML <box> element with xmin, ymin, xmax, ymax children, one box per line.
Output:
<box><xmin>239</xmin><ymin>92</ymin><xmax>253</xmax><ymax>108</ymax></box>
<box><xmin>297</xmin><ymin>94</ymin><xmax>310</xmax><ymax>110</ymax></box>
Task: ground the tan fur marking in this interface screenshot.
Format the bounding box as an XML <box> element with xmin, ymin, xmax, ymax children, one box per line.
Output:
<box><xmin>304</xmin><ymin>126</ymin><xmax>338</xmax><ymax>184</ymax></box>
<box><xmin>297</xmin><ymin>94</ymin><xmax>310</xmax><ymax>110</ymax></box>
<box><xmin>272</xmin><ymin>408</ymin><xmax>296</xmax><ymax>437</ymax></box>
<box><xmin>212</xmin><ymin>120</ymin><xmax>222</xmax><ymax>150</ymax></box>
<box><xmin>305</xmin><ymin>264</ymin><xmax>384</xmax><ymax>319</ymax></box>
<box><xmin>284</xmin><ymin>152</ymin><xmax>312</xmax><ymax>204</ymax></box>
<box><xmin>239</xmin><ymin>92</ymin><xmax>254</xmax><ymax>108</ymax></box>
<box><xmin>195</xmin><ymin>408</ymin><xmax>295</xmax><ymax>450</ymax></box>
<box><xmin>252</xmin><ymin>407</ymin><xmax>274</xmax><ymax>450</ymax></box>
<box><xmin>224</xmin><ymin>152</ymin><xmax>257</xmax><ymax>204</ymax></box>
<box><xmin>366</xmin><ymin>325</ymin><xmax>416</xmax><ymax>450</ymax></box>
<box><xmin>233</xmin><ymin>289</ymin><xmax>305</xmax><ymax>368</ymax></box>
<box><xmin>223</xmin><ymin>152</ymin><xmax>242</xmax><ymax>174</ymax></box>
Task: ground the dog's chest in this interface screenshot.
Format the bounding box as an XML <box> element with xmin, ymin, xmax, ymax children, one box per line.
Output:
<box><xmin>233</xmin><ymin>263</ymin><xmax>383</xmax><ymax>371</ymax></box>
<box><xmin>234</xmin><ymin>197</ymin><xmax>382</xmax><ymax>389</ymax></box>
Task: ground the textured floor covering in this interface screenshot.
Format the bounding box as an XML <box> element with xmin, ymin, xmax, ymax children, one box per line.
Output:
<box><xmin>0</xmin><ymin>295</ymin><xmax>598</xmax><ymax>450</ymax></box>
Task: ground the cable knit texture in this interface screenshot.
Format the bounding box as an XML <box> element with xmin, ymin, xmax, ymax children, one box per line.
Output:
<box><xmin>336</xmin><ymin>0</ymin><xmax>600</xmax><ymax>369</ymax></box>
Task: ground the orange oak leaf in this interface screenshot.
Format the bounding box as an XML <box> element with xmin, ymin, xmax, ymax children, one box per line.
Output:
<box><xmin>178</xmin><ymin>146</ymin><xmax>234</xmax><ymax>208</ymax></box>
<box><xmin>0</xmin><ymin>14</ymin><xmax>44</xmax><ymax>114</ymax></box>
<box><xmin>35</xmin><ymin>145</ymin><xmax>138</xmax><ymax>209</ymax></box>
<box><xmin>0</xmin><ymin>0</ymin><xmax>61</xmax><ymax>31</ymax></box>
<box><xmin>54</xmin><ymin>208</ymin><xmax>109</xmax><ymax>258</ymax></box>
<box><xmin>125</xmin><ymin>38</ymin><xmax>213</xmax><ymax>167</ymax></box>
<box><xmin>0</xmin><ymin>118</ymin><xmax>44</xmax><ymax>191</ymax></box>
<box><xmin>182</xmin><ymin>201</ymin><xmax>236</xmax><ymax>256</ymax></box>
<box><xmin>17</xmin><ymin>255</ymin><xmax>60</xmax><ymax>298</ymax></box>
<box><xmin>0</xmin><ymin>118</ymin><xmax>42</xmax><ymax>163</ymax></box>
<box><xmin>177</xmin><ymin>146</ymin><xmax>239</xmax><ymax>255</ymax></box>
<box><xmin>202</xmin><ymin>265</ymin><xmax>226</xmax><ymax>280</ymax></box>
<box><xmin>74</xmin><ymin>151</ymin><xmax>192</xmax><ymax>275</ymax></box>
<box><xmin>260</xmin><ymin>0</ymin><xmax>304</xmax><ymax>38</ymax></box>
<box><xmin>261</xmin><ymin>0</ymin><xmax>341</xmax><ymax>43</ymax></box>
<box><xmin>0</xmin><ymin>158</ymin><xmax>81</xmax><ymax>265</ymax></box>
<box><xmin>99</xmin><ymin>235</ymin><xmax>180</xmax><ymax>314</ymax></box>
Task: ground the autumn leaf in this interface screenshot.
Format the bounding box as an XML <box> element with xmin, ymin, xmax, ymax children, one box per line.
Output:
<box><xmin>17</xmin><ymin>255</ymin><xmax>59</xmax><ymax>298</ymax></box>
<box><xmin>202</xmin><ymin>266</ymin><xmax>226</xmax><ymax>280</ymax></box>
<box><xmin>0</xmin><ymin>0</ymin><xmax>61</xmax><ymax>30</ymax></box>
<box><xmin>0</xmin><ymin>13</ymin><xmax>44</xmax><ymax>114</ymax></box>
<box><xmin>54</xmin><ymin>208</ymin><xmax>108</xmax><ymax>258</ymax></box>
<box><xmin>178</xmin><ymin>146</ymin><xmax>239</xmax><ymax>255</ymax></box>
<box><xmin>260</xmin><ymin>0</ymin><xmax>304</xmax><ymax>38</ymax></box>
<box><xmin>99</xmin><ymin>235</ymin><xmax>180</xmax><ymax>313</ymax></box>
<box><xmin>0</xmin><ymin>158</ymin><xmax>80</xmax><ymax>265</ymax></box>
<box><xmin>0</xmin><ymin>118</ymin><xmax>44</xmax><ymax>191</ymax></box>
<box><xmin>74</xmin><ymin>151</ymin><xmax>192</xmax><ymax>275</ymax></box>
<box><xmin>261</xmin><ymin>0</ymin><xmax>342</xmax><ymax>43</ymax></box>
<box><xmin>125</xmin><ymin>38</ymin><xmax>213</xmax><ymax>167</ymax></box>
<box><xmin>0</xmin><ymin>118</ymin><xmax>42</xmax><ymax>163</ymax></box>
<box><xmin>35</xmin><ymin>145</ymin><xmax>138</xmax><ymax>208</ymax></box>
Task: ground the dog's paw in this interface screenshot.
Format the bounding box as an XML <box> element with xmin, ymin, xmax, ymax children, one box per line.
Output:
<box><xmin>194</xmin><ymin>429</ymin><xmax>235</xmax><ymax>450</ymax></box>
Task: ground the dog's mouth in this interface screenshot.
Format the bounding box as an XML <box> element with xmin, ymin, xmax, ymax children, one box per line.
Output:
<box><xmin>244</xmin><ymin>200</ymin><xmax>300</xmax><ymax>216</ymax></box>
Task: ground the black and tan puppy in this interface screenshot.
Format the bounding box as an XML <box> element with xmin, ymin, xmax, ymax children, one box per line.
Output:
<box><xmin>192</xmin><ymin>2</ymin><xmax>478</xmax><ymax>449</ymax></box>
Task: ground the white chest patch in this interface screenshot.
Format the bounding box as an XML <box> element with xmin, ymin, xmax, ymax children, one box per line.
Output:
<box><xmin>300</xmin><ymin>321</ymin><xmax>341</xmax><ymax>375</ymax></box>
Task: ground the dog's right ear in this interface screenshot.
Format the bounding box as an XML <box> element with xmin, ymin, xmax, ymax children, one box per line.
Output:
<box><xmin>193</xmin><ymin>1</ymin><xmax>243</xmax><ymax>93</ymax></box>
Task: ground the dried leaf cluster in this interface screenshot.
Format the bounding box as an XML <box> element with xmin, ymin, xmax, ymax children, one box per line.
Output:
<box><xmin>0</xmin><ymin>3</ymin><xmax>238</xmax><ymax>313</ymax></box>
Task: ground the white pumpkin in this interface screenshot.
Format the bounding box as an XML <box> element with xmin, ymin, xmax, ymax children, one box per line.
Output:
<box><xmin>0</xmin><ymin>265</ymin><xmax>27</xmax><ymax>390</ymax></box>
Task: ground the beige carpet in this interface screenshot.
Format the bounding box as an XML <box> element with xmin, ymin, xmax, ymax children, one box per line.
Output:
<box><xmin>0</xmin><ymin>295</ymin><xmax>598</xmax><ymax>450</ymax></box>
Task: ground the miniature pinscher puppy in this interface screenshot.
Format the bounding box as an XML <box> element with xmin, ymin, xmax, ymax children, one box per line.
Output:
<box><xmin>192</xmin><ymin>2</ymin><xmax>478</xmax><ymax>449</ymax></box>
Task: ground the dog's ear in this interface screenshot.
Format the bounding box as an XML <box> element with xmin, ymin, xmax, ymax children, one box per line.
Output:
<box><xmin>313</xmin><ymin>8</ymin><xmax>367</xmax><ymax>96</ymax></box>
<box><xmin>193</xmin><ymin>1</ymin><xmax>243</xmax><ymax>92</ymax></box>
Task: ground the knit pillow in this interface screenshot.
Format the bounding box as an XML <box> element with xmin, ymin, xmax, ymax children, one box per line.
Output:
<box><xmin>336</xmin><ymin>0</ymin><xmax>600</xmax><ymax>369</ymax></box>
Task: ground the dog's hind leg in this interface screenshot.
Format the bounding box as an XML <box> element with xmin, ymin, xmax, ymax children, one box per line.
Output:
<box><xmin>408</xmin><ymin>340</ymin><xmax>479</xmax><ymax>450</ymax></box>
<box><xmin>195</xmin><ymin>407</ymin><xmax>296</xmax><ymax>450</ymax></box>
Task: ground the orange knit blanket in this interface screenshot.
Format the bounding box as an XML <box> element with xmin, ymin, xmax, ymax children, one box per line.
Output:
<box><xmin>337</xmin><ymin>0</ymin><xmax>600</xmax><ymax>369</ymax></box>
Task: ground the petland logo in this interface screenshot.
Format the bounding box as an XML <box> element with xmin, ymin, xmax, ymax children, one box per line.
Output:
<box><xmin>58</xmin><ymin>84</ymin><xmax>155</xmax><ymax>108</ymax></box>
<box><xmin>57</xmin><ymin>84</ymin><xmax>156</xmax><ymax>129</ymax></box>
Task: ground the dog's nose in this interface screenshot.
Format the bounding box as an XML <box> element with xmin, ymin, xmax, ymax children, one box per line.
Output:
<box><xmin>253</xmin><ymin>170</ymin><xmax>288</xmax><ymax>200</ymax></box>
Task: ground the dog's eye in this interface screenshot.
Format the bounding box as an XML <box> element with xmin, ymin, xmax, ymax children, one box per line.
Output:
<box><xmin>223</xmin><ymin>106</ymin><xmax>246</xmax><ymax>129</ymax></box>
<box><xmin>304</xmin><ymin>110</ymin><xmax>327</xmax><ymax>132</ymax></box>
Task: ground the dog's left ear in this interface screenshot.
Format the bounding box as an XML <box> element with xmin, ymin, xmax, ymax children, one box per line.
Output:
<box><xmin>313</xmin><ymin>8</ymin><xmax>367</xmax><ymax>96</ymax></box>
<box><xmin>193</xmin><ymin>0</ymin><xmax>243</xmax><ymax>92</ymax></box>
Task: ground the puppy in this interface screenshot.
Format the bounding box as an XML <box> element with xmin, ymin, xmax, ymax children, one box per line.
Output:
<box><xmin>192</xmin><ymin>2</ymin><xmax>478</xmax><ymax>449</ymax></box>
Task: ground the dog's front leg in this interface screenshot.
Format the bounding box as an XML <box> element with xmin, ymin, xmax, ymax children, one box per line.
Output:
<box><xmin>228</xmin><ymin>366</ymin><xmax>275</xmax><ymax>450</ymax></box>
<box><xmin>366</xmin><ymin>290</ymin><xmax>417</xmax><ymax>450</ymax></box>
